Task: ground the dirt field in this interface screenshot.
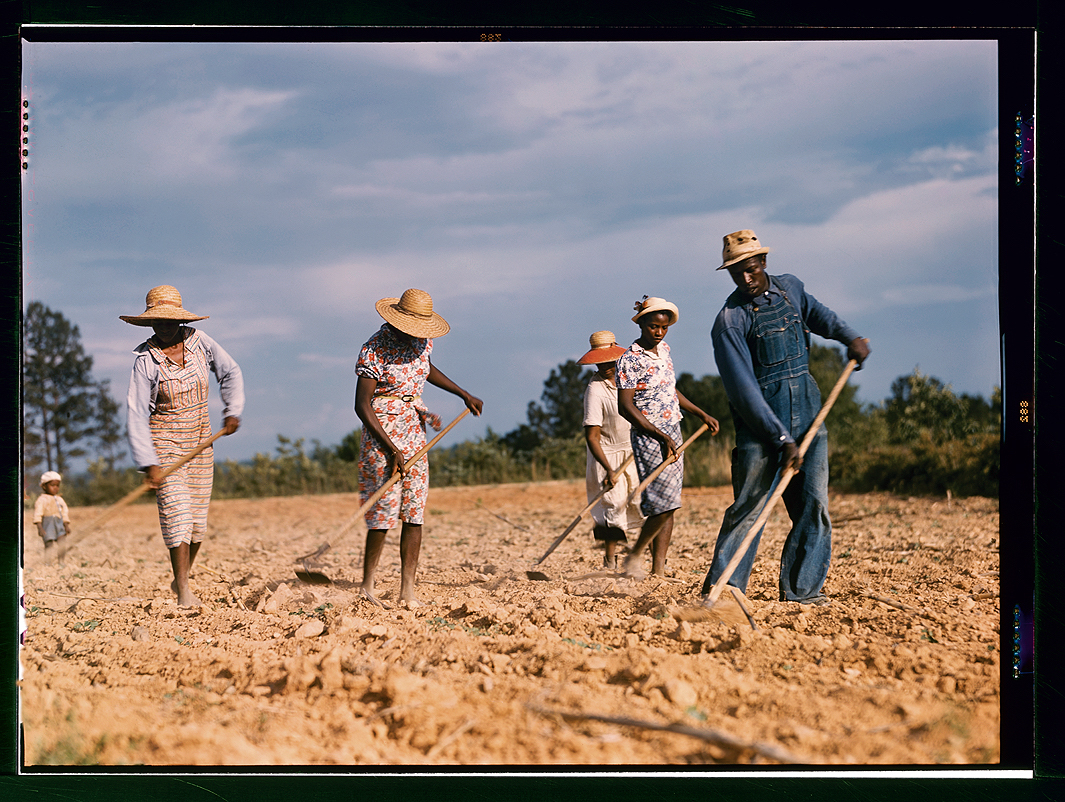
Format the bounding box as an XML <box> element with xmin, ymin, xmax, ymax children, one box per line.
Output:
<box><xmin>19</xmin><ymin>480</ymin><xmax>1000</xmax><ymax>767</ymax></box>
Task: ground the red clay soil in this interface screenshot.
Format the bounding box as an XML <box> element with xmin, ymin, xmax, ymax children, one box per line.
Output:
<box><xmin>20</xmin><ymin>481</ymin><xmax>1000</xmax><ymax>767</ymax></box>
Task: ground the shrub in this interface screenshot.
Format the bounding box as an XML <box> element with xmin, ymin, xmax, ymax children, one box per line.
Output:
<box><xmin>681</xmin><ymin>437</ymin><xmax>734</xmax><ymax>488</ymax></box>
<box><xmin>831</xmin><ymin>432</ymin><xmax>999</xmax><ymax>497</ymax></box>
<box><xmin>60</xmin><ymin>459</ymin><xmax>144</xmax><ymax>507</ymax></box>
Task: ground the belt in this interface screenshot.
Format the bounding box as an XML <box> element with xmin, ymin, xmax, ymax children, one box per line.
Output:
<box><xmin>373</xmin><ymin>394</ymin><xmax>419</xmax><ymax>403</ymax></box>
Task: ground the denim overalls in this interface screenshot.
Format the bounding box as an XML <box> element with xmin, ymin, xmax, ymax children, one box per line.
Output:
<box><xmin>702</xmin><ymin>278</ymin><xmax>832</xmax><ymax>602</ymax></box>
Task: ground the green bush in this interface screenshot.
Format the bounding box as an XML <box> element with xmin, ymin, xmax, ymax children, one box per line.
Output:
<box><xmin>831</xmin><ymin>432</ymin><xmax>999</xmax><ymax>497</ymax></box>
<box><xmin>432</xmin><ymin>435</ymin><xmax>528</xmax><ymax>486</ymax></box>
<box><xmin>680</xmin><ymin>437</ymin><xmax>734</xmax><ymax>488</ymax></box>
<box><xmin>432</xmin><ymin>432</ymin><xmax>587</xmax><ymax>486</ymax></box>
<box><xmin>59</xmin><ymin>459</ymin><xmax>144</xmax><ymax>507</ymax></box>
<box><xmin>214</xmin><ymin>436</ymin><xmax>361</xmax><ymax>499</ymax></box>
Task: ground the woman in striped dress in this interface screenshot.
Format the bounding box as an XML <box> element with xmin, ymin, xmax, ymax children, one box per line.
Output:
<box><xmin>123</xmin><ymin>286</ymin><xmax>244</xmax><ymax>607</ymax></box>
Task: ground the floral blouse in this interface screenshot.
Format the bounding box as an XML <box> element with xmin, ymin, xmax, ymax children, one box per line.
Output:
<box><xmin>356</xmin><ymin>323</ymin><xmax>433</xmax><ymax>398</ymax></box>
<box><xmin>615</xmin><ymin>340</ymin><xmax>682</xmax><ymax>430</ymax></box>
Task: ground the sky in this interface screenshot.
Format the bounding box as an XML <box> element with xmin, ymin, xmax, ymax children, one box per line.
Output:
<box><xmin>20</xmin><ymin>38</ymin><xmax>1002</xmax><ymax>469</ymax></box>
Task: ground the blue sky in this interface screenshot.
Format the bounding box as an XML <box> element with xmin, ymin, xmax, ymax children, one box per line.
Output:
<box><xmin>21</xmin><ymin>39</ymin><xmax>1000</xmax><ymax>468</ymax></box>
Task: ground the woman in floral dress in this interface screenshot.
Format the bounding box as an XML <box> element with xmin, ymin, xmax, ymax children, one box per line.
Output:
<box><xmin>616</xmin><ymin>296</ymin><xmax>719</xmax><ymax>578</ymax></box>
<box><xmin>355</xmin><ymin>288</ymin><xmax>482</xmax><ymax>607</ymax></box>
<box><xmin>123</xmin><ymin>285</ymin><xmax>243</xmax><ymax>607</ymax></box>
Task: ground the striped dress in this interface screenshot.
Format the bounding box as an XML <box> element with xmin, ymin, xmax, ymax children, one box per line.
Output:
<box><xmin>147</xmin><ymin>330</ymin><xmax>216</xmax><ymax>548</ymax></box>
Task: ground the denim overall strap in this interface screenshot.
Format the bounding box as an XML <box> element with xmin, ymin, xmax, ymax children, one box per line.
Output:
<box><xmin>748</xmin><ymin>277</ymin><xmax>811</xmax><ymax>388</ymax></box>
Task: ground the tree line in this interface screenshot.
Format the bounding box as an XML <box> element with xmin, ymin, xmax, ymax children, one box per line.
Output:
<box><xmin>23</xmin><ymin>303</ymin><xmax>1001</xmax><ymax>507</ymax></box>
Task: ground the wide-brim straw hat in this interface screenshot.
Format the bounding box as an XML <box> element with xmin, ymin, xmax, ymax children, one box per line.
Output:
<box><xmin>375</xmin><ymin>288</ymin><xmax>450</xmax><ymax>338</ymax></box>
<box><xmin>717</xmin><ymin>229</ymin><xmax>771</xmax><ymax>270</ymax></box>
<box><xmin>632</xmin><ymin>296</ymin><xmax>679</xmax><ymax>326</ymax></box>
<box><xmin>40</xmin><ymin>471</ymin><xmax>61</xmax><ymax>486</ymax></box>
<box><xmin>578</xmin><ymin>330</ymin><xmax>627</xmax><ymax>365</ymax></box>
<box><xmin>119</xmin><ymin>285</ymin><xmax>208</xmax><ymax>326</ymax></box>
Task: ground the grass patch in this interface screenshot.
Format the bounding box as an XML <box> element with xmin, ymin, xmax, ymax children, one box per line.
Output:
<box><xmin>289</xmin><ymin>603</ymin><xmax>334</xmax><ymax>623</ymax></box>
<box><xmin>562</xmin><ymin>637</ymin><xmax>612</xmax><ymax>652</ymax></box>
<box><xmin>427</xmin><ymin>616</ymin><xmax>498</xmax><ymax>637</ymax></box>
<box><xmin>685</xmin><ymin>706</ymin><xmax>708</xmax><ymax>722</ymax></box>
<box><xmin>34</xmin><ymin>733</ymin><xmax>109</xmax><ymax>766</ymax></box>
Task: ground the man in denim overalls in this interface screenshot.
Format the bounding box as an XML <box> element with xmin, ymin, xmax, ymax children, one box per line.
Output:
<box><xmin>702</xmin><ymin>230</ymin><xmax>870</xmax><ymax>606</ymax></box>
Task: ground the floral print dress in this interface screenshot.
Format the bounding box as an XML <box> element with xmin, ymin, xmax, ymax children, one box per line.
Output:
<box><xmin>615</xmin><ymin>340</ymin><xmax>685</xmax><ymax>516</ymax></box>
<box><xmin>356</xmin><ymin>324</ymin><xmax>442</xmax><ymax>529</ymax></box>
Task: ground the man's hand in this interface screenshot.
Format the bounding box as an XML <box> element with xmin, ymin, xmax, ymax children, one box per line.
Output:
<box><xmin>222</xmin><ymin>416</ymin><xmax>241</xmax><ymax>435</ymax></box>
<box><xmin>780</xmin><ymin>441</ymin><xmax>803</xmax><ymax>472</ymax></box>
<box><xmin>847</xmin><ymin>337</ymin><xmax>871</xmax><ymax>369</ymax></box>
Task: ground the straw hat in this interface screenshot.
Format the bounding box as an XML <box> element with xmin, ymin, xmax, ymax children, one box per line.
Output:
<box><xmin>716</xmin><ymin>229</ymin><xmax>771</xmax><ymax>270</ymax></box>
<box><xmin>40</xmin><ymin>471</ymin><xmax>61</xmax><ymax>486</ymax></box>
<box><xmin>632</xmin><ymin>296</ymin><xmax>679</xmax><ymax>326</ymax></box>
<box><xmin>578</xmin><ymin>331</ymin><xmax>626</xmax><ymax>365</ymax></box>
<box><xmin>119</xmin><ymin>285</ymin><xmax>208</xmax><ymax>326</ymax></box>
<box><xmin>375</xmin><ymin>288</ymin><xmax>450</xmax><ymax>338</ymax></box>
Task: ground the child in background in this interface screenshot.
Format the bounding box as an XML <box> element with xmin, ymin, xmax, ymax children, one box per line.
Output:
<box><xmin>579</xmin><ymin>331</ymin><xmax>645</xmax><ymax>569</ymax></box>
<box><xmin>33</xmin><ymin>471</ymin><xmax>71</xmax><ymax>562</ymax></box>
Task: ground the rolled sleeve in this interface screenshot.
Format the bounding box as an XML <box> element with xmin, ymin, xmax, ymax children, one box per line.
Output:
<box><xmin>126</xmin><ymin>353</ymin><xmax>160</xmax><ymax>468</ymax></box>
<box><xmin>583</xmin><ymin>382</ymin><xmax>605</xmax><ymax>428</ymax></box>
<box><xmin>200</xmin><ymin>332</ymin><xmax>245</xmax><ymax>420</ymax></box>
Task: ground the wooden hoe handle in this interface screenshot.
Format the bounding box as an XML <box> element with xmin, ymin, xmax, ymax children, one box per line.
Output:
<box><xmin>48</xmin><ymin>428</ymin><xmax>229</xmax><ymax>561</ymax></box>
<box><xmin>532</xmin><ymin>453</ymin><xmax>637</xmax><ymax>566</ymax></box>
<box><xmin>533</xmin><ymin>422</ymin><xmax>710</xmax><ymax>568</ymax></box>
<box><xmin>332</xmin><ymin>408</ymin><xmax>471</xmax><ymax>541</ymax></box>
<box><xmin>705</xmin><ymin>360</ymin><xmax>857</xmax><ymax>606</ymax></box>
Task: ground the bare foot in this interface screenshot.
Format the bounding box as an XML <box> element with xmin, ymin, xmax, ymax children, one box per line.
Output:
<box><xmin>399</xmin><ymin>597</ymin><xmax>424</xmax><ymax>609</ymax></box>
<box><xmin>620</xmin><ymin>557</ymin><xmax>647</xmax><ymax>581</ymax></box>
<box><xmin>359</xmin><ymin>586</ymin><xmax>391</xmax><ymax>609</ymax></box>
<box><xmin>171</xmin><ymin>580</ymin><xmax>202</xmax><ymax>608</ymax></box>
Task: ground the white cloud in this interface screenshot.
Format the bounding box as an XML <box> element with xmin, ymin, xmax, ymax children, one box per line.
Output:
<box><xmin>39</xmin><ymin>86</ymin><xmax>296</xmax><ymax>196</ymax></box>
<box><xmin>902</xmin><ymin>129</ymin><xmax>998</xmax><ymax>179</ymax></box>
<box><xmin>136</xmin><ymin>88</ymin><xmax>297</xmax><ymax>179</ymax></box>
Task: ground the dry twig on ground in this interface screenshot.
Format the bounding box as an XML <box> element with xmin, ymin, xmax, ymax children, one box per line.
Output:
<box><xmin>529</xmin><ymin>705</ymin><xmax>807</xmax><ymax>764</ymax></box>
<box><xmin>475</xmin><ymin>502</ymin><xmax>532</xmax><ymax>532</ymax></box>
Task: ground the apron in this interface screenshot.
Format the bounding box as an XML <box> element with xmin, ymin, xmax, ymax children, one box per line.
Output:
<box><xmin>148</xmin><ymin>330</ymin><xmax>214</xmax><ymax>548</ymax></box>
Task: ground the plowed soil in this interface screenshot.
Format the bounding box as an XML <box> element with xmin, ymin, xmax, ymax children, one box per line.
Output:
<box><xmin>20</xmin><ymin>481</ymin><xmax>1000</xmax><ymax>767</ymax></box>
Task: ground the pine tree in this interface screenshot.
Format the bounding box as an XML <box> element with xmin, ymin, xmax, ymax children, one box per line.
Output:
<box><xmin>22</xmin><ymin>302</ymin><xmax>124</xmax><ymax>475</ymax></box>
<box><xmin>532</xmin><ymin>359</ymin><xmax>593</xmax><ymax>439</ymax></box>
<box><xmin>89</xmin><ymin>378</ymin><xmax>127</xmax><ymax>469</ymax></box>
